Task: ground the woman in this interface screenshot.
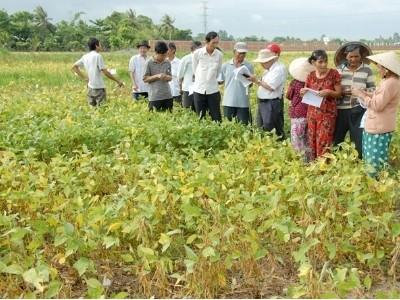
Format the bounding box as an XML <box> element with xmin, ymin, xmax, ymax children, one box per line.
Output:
<box><xmin>287</xmin><ymin>57</ymin><xmax>314</xmax><ymax>160</ymax></box>
<box><xmin>300</xmin><ymin>50</ymin><xmax>342</xmax><ymax>160</ymax></box>
<box><xmin>352</xmin><ymin>51</ymin><xmax>400</xmax><ymax>176</ymax></box>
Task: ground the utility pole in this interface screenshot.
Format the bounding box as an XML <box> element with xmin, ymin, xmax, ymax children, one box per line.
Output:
<box><xmin>201</xmin><ymin>1</ymin><xmax>208</xmax><ymax>35</ymax></box>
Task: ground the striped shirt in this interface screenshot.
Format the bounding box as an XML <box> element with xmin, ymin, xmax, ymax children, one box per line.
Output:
<box><xmin>337</xmin><ymin>63</ymin><xmax>375</xmax><ymax>109</ymax></box>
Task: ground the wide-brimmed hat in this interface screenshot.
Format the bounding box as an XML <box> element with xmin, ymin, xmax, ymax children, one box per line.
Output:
<box><xmin>253</xmin><ymin>49</ymin><xmax>278</xmax><ymax>63</ymax></box>
<box><xmin>136</xmin><ymin>40</ymin><xmax>150</xmax><ymax>49</ymax></box>
<box><xmin>366</xmin><ymin>51</ymin><xmax>400</xmax><ymax>76</ymax></box>
<box><xmin>289</xmin><ymin>57</ymin><xmax>315</xmax><ymax>82</ymax></box>
<box><xmin>334</xmin><ymin>41</ymin><xmax>372</xmax><ymax>66</ymax></box>
<box><xmin>234</xmin><ymin>42</ymin><xmax>248</xmax><ymax>53</ymax></box>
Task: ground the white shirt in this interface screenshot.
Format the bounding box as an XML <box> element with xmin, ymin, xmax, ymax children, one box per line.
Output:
<box><xmin>177</xmin><ymin>53</ymin><xmax>194</xmax><ymax>92</ymax></box>
<box><xmin>257</xmin><ymin>60</ymin><xmax>287</xmax><ymax>99</ymax></box>
<box><xmin>168</xmin><ymin>56</ymin><xmax>181</xmax><ymax>97</ymax></box>
<box><xmin>192</xmin><ymin>46</ymin><xmax>223</xmax><ymax>94</ymax></box>
<box><xmin>74</xmin><ymin>51</ymin><xmax>105</xmax><ymax>89</ymax></box>
<box><xmin>128</xmin><ymin>54</ymin><xmax>149</xmax><ymax>93</ymax></box>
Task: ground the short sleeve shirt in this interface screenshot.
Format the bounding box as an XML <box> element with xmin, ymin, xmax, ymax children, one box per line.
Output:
<box><xmin>75</xmin><ymin>51</ymin><xmax>105</xmax><ymax>89</ymax></box>
<box><xmin>220</xmin><ymin>59</ymin><xmax>254</xmax><ymax>108</ymax></box>
<box><xmin>128</xmin><ymin>54</ymin><xmax>149</xmax><ymax>93</ymax></box>
<box><xmin>306</xmin><ymin>69</ymin><xmax>341</xmax><ymax>113</ymax></box>
<box><xmin>144</xmin><ymin>58</ymin><xmax>172</xmax><ymax>101</ymax></box>
<box><xmin>257</xmin><ymin>61</ymin><xmax>287</xmax><ymax>99</ymax></box>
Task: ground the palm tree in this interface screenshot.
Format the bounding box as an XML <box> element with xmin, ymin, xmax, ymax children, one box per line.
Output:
<box><xmin>33</xmin><ymin>6</ymin><xmax>55</xmax><ymax>36</ymax></box>
<box><xmin>159</xmin><ymin>14</ymin><xmax>175</xmax><ymax>41</ymax></box>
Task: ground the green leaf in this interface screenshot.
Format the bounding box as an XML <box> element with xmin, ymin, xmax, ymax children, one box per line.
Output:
<box><xmin>2</xmin><ymin>264</ymin><xmax>24</xmax><ymax>275</ymax></box>
<box><xmin>121</xmin><ymin>254</ymin><xmax>134</xmax><ymax>263</ymax></box>
<box><xmin>45</xmin><ymin>280</ymin><xmax>62</xmax><ymax>298</ymax></box>
<box><xmin>23</xmin><ymin>268</ymin><xmax>44</xmax><ymax>292</ymax></box>
<box><xmin>202</xmin><ymin>246</ymin><xmax>216</xmax><ymax>258</ymax></box>
<box><xmin>305</xmin><ymin>224</ymin><xmax>315</xmax><ymax>237</ymax></box>
<box><xmin>392</xmin><ymin>223</ymin><xmax>400</xmax><ymax>237</ymax></box>
<box><xmin>86</xmin><ymin>278</ymin><xmax>104</xmax><ymax>299</ymax></box>
<box><xmin>103</xmin><ymin>236</ymin><xmax>120</xmax><ymax>249</ymax></box>
<box><xmin>73</xmin><ymin>257</ymin><xmax>92</xmax><ymax>277</ymax></box>
<box><xmin>363</xmin><ymin>275</ymin><xmax>372</xmax><ymax>290</ymax></box>
<box><xmin>326</xmin><ymin>242</ymin><xmax>336</xmax><ymax>260</ymax></box>
<box><xmin>184</xmin><ymin>245</ymin><xmax>198</xmax><ymax>261</ymax></box>
<box><xmin>63</xmin><ymin>222</ymin><xmax>74</xmax><ymax>235</ymax></box>
<box><xmin>112</xmin><ymin>292</ymin><xmax>129</xmax><ymax>299</ymax></box>
<box><xmin>158</xmin><ymin>233</ymin><xmax>171</xmax><ymax>253</ymax></box>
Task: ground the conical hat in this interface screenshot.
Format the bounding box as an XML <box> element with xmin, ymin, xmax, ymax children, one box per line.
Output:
<box><xmin>288</xmin><ymin>57</ymin><xmax>315</xmax><ymax>82</ymax></box>
<box><xmin>334</xmin><ymin>41</ymin><xmax>372</xmax><ymax>67</ymax></box>
<box><xmin>367</xmin><ymin>51</ymin><xmax>400</xmax><ymax>76</ymax></box>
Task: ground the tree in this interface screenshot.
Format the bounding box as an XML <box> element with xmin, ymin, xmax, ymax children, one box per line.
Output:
<box><xmin>159</xmin><ymin>14</ymin><xmax>176</xmax><ymax>40</ymax></box>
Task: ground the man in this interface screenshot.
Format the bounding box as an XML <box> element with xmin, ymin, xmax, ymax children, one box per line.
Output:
<box><xmin>219</xmin><ymin>42</ymin><xmax>254</xmax><ymax>125</ymax></box>
<box><xmin>143</xmin><ymin>41</ymin><xmax>173</xmax><ymax>112</ymax></box>
<box><xmin>129</xmin><ymin>40</ymin><xmax>150</xmax><ymax>100</ymax></box>
<box><xmin>192</xmin><ymin>31</ymin><xmax>223</xmax><ymax>122</ymax></box>
<box><xmin>249</xmin><ymin>49</ymin><xmax>287</xmax><ymax>139</ymax></box>
<box><xmin>167</xmin><ymin>42</ymin><xmax>182</xmax><ymax>104</ymax></box>
<box><xmin>72</xmin><ymin>37</ymin><xmax>124</xmax><ymax>107</ymax></box>
<box><xmin>177</xmin><ymin>41</ymin><xmax>202</xmax><ymax>111</ymax></box>
<box><xmin>333</xmin><ymin>42</ymin><xmax>375</xmax><ymax>158</ymax></box>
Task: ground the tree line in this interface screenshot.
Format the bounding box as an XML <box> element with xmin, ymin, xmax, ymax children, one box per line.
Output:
<box><xmin>0</xmin><ymin>6</ymin><xmax>192</xmax><ymax>51</ymax></box>
<box><xmin>1</xmin><ymin>6</ymin><xmax>399</xmax><ymax>51</ymax></box>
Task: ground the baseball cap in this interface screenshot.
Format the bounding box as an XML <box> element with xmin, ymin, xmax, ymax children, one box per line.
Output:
<box><xmin>234</xmin><ymin>42</ymin><xmax>248</xmax><ymax>53</ymax></box>
<box><xmin>266</xmin><ymin>43</ymin><xmax>281</xmax><ymax>55</ymax></box>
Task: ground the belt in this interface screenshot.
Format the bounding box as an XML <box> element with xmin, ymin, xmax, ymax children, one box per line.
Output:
<box><xmin>258</xmin><ymin>97</ymin><xmax>281</xmax><ymax>103</ymax></box>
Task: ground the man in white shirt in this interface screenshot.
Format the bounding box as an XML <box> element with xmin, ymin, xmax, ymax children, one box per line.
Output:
<box><xmin>192</xmin><ymin>31</ymin><xmax>223</xmax><ymax>122</ymax></box>
<box><xmin>178</xmin><ymin>41</ymin><xmax>202</xmax><ymax>111</ymax></box>
<box><xmin>72</xmin><ymin>37</ymin><xmax>124</xmax><ymax>107</ymax></box>
<box><xmin>129</xmin><ymin>40</ymin><xmax>150</xmax><ymax>101</ymax></box>
<box><xmin>249</xmin><ymin>48</ymin><xmax>287</xmax><ymax>139</ymax></box>
<box><xmin>167</xmin><ymin>42</ymin><xmax>182</xmax><ymax>104</ymax></box>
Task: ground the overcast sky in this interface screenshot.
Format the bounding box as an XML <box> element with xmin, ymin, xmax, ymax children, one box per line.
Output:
<box><xmin>1</xmin><ymin>0</ymin><xmax>399</xmax><ymax>40</ymax></box>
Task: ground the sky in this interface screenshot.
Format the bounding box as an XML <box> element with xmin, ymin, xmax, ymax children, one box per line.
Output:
<box><xmin>1</xmin><ymin>0</ymin><xmax>399</xmax><ymax>40</ymax></box>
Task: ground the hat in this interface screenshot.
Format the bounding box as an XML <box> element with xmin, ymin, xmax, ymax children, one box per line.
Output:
<box><xmin>366</xmin><ymin>51</ymin><xmax>400</xmax><ymax>76</ymax></box>
<box><xmin>334</xmin><ymin>41</ymin><xmax>372</xmax><ymax>66</ymax></box>
<box><xmin>234</xmin><ymin>42</ymin><xmax>248</xmax><ymax>53</ymax></box>
<box><xmin>253</xmin><ymin>49</ymin><xmax>278</xmax><ymax>63</ymax></box>
<box><xmin>289</xmin><ymin>57</ymin><xmax>315</xmax><ymax>82</ymax></box>
<box><xmin>266</xmin><ymin>43</ymin><xmax>281</xmax><ymax>55</ymax></box>
<box><xmin>136</xmin><ymin>40</ymin><xmax>150</xmax><ymax>49</ymax></box>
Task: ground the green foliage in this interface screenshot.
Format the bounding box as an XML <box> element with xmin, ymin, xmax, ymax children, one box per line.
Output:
<box><xmin>0</xmin><ymin>52</ymin><xmax>399</xmax><ymax>298</ymax></box>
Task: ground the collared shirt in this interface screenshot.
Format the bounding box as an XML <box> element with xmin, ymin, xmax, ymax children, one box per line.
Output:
<box><xmin>168</xmin><ymin>56</ymin><xmax>181</xmax><ymax>97</ymax></box>
<box><xmin>178</xmin><ymin>53</ymin><xmax>194</xmax><ymax>92</ymax></box>
<box><xmin>257</xmin><ymin>60</ymin><xmax>287</xmax><ymax>99</ymax></box>
<box><xmin>192</xmin><ymin>46</ymin><xmax>223</xmax><ymax>94</ymax></box>
<box><xmin>220</xmin><ymin>59</ymin><xmax>254</xmax><ymax>108</ymax></box>
<box><xmin>74</xmin><ymin>51</ymin><xmax>105</xmax><ymax>89</ymax></box>
<box><xmin>337</xmin><ymin>62</ymin><xmax>375</xmax><ymax>109</ymax></box>
<box><xmin>143</xmin><ymin>58</ymin><xmax>172</xmax><ymax>101</ymax></box>
<box><xmin>128</xmin><ymin>54</ymin><xmax>149</xmax><ymax>93</ymax></box>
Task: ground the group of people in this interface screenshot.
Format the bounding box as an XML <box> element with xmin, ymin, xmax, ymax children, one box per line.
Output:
<box><xmin>71</xmin><ymin>34</ymin><xmax>400</xmax><ymax>177</ymax></box>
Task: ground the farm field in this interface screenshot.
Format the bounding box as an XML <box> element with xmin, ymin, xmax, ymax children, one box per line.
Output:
<box><xmin>0</xmin><ymin>50</ymin><xmax>400</xmax><ymax>298</ymax></box>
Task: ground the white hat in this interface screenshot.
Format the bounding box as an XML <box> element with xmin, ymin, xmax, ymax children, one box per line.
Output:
<box><xmin>234</xmin><ymin>42</ymin><xmax>248</xmax><ymax>53</ymax></box>
<box><xmin>366</xmin><ymin>51</ymin><xmax>400</xmax><ymax>76</ymax></box>
<box><xmin>289</xmin><ymin>57</ymin><xmax>315</xmax><ymax>82</ymax></box>
<box><xmin>253</xmin><ymin>49</ymin><xmax>278</xmax><ymax>63</ymax></box>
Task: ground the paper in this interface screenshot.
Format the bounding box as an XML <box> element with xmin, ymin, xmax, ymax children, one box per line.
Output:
<box><xmin>233</xmin><ymin>65</ymin><xmax>252</xmax><ymax>88</ymax></box>
<box><xmin>188</xmin><ymin>84</ymin><xmax>194</xmax><ymax>96</ymax></box>
<box><xmin>301</xmin><ymin>89</ymin><xmax>323</xmax><ymax>108</ymax></box>
<box><xmin>108</xmin><ymin>68</ymin><xmax>117</xmax><ymax>75</ymax></box>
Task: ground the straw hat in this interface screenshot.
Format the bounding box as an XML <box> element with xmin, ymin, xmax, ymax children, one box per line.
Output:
<box><xmin>253</xmin><ymin>49</ymin><xmax>278</xmax><ymax>63</ymax></box>
<box><xmin>288</xmin><ymin>57</ymin><xmax>315</xmax><ymax>82</ymax></box>
<box><xmin>334</xmin><ymin>41</ymin><xmax>372</xmax><ymax>66</ymax></box>
<box><xmin>367</xmin><ymin>51</ymin><xmax>400</xmax><ymax>76</ymax></box>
